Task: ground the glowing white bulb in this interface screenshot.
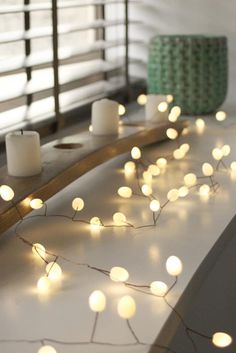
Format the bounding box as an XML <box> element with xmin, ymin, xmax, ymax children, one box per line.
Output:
<box><xmin>137</xmin><ymin>94</ymin><xmax>147</xmax><ymax>106</ymax></box>
<box><xmin>124</xmin><ymin>161</ymin><xmax>136</xmax><ymax>174</ymax></box>
<box><xmin>0</xmin><ymin>185</ymin><xmax>14</xmax><ymax>201</ymax></box>
<box><xmin>166</xmin><ymin>256</ymin><xmax>183</xmax><ymax>276</ymax></box>
<box><xmin>168</xmin><ymin>113</ymin><xmax>178</xmax><ymax>122</ymax></box>
<box><xmin>184</xmin><ymin>173</ymin><xmax>197</xmax><ymax>187</ymax></box>
<box><xmin>118</xmin><ymin>187</ymin><xmax>132</xmax><ymax>198</ymax></box>
<box><xmin>30</xmin><ymin>198</ymin><xmax>44</xmax><ymax>210</ymax></box>
<box><xmin>110</xmin><ymin>267</ymin><xmax>129</xmax><ymax>282</ymax></box>
<box><xmin>90</xmin><ymin>217</ymin><xmax>102</xmax><ymax>227</ymax></box>
<box><xmin>158</xmin><ymin>101</ymin><xmax>168</xmax><ymax>112</ymax></box>
<box><xmin>72</xmin><ymin>198</ymin><xmax>84</xmax><ymax>211</ymax></box>
<box><xmin>141</xmin><ymin>184</ymin><xmax>152</xmax><ymax>196</ymax></box>
<box><xmin>46</xmin><ymin>262</ymin><xmax>62</xmax><ymax>281</ymax></box>
<box><xmin>178</xmin><ymin>186</ymin><xmax>189</xmax><ymax>198</ymax></box>
<box><xmin>221</xmin><ymin>144</ymin><xmax>231</xmax><ymax>157</ymax></box>
<box><xmin>32</xmin><ymin>243</ymin><xmax>46</xmax><ymax>258</ymax></box>
<box><xmin>216</xmin><ymin>111</ymin><xmax>227</xmax><ymax>122</ymax></box>
<box><xmin>195</xmin><ymin>118</ymin><xmax>205</xmax><ymax>129</ymax></box>
<box><xmin>212</xmin><ymin>148</ymin><xmax>223</xmax><ymax>161</ymax></box>
<box><xmin>199</xmin><ymin>184</ymin><xmax>210</xmax><ymax>196</ymax></box>
<box><xmin>113</xmin><ymin>212</ymin><xmax>127</xmax><ymax>225</ymax></box>
<box><xmin>180</xmin><ymin>143</ymin><xmax>190</xmax><ymax>154</ymax></box>
<box><xmin>166</xmin><ymin>128</ymin><xmax>178</xmax><ymax>140</ymax></box>
<box><xmin>117</xmin><ymin>295</ymin><xmax>136</xmax><ymax>319</ymax></box>
<box><xmin>230</xmin><ymin>161</ymin><xmax>236</xmax><ymax>171</ymax></box>
<box><xmin>156</xmin><ymin>158</ymin><xmax>167</xmax><ymax>169</ymax></box>
<box><xmin>38</xmin><ymin>345</ymin><xmax>57</xmax><ymax>353</ymax></box>
<box><xmin>89</xmin><ymin>290</ymin><xmax>106</xmax><ymax>312</ymax></box>
<box><xmin>202</xmin><ymin>163</ymin><xmax>214</xmax><ymax>177</ymax></box>
<box><xmin>148</xmin><ymin>164</ymin><xmax>160</xmax><ymax>176</ymax></box>
<box><xmin>171</xmin><ymin>106</ymin><xmax>181</xmax><ymax>117</ymax></box>
<box><xmin>166</xmin><ymin>94</ymin><xmax>174</xmax><ymax>103</ymax></box>
<box><xmin>131</xmin><ymin>147</ymin><xmax>141</xmax><ymax>160</ymax></box>
<box><xmin>173</xmin><ymin>149</ymin><xmax>185</xmax><ymax>160</ymax></box>
<box><xmin>150</xmin><ymin>281</ymin><xmax>168</xmax><ymax>296</ymax></box>
<box><xmin>149</xmin><ymin>200</ymin><xmax>160</xmax><ymax>212</ymax></box>
<box><xmin>143</xmin><ymin>171</ymin><xmax>152</xmax><ymax>183</ymax></box>
<box><xmin>167</xmin><ymin>189</ymin><xmax>179</xmax><ymax>202</ymax></box>
<box><xmin>119</xmin><ymin>104</ymin><xmax>126</xmax><ymax>116</ymax></box>
<box><xmin>37</xmin><ymin>276</ymin><xmax>51</xmax><ymax>293</ymax></box>
<box><xmin>212</xmin><ymin>332</ymin><xmax>232</xmax><ymax>348</ymax></box>
<box><xmin>89</xmin><ymin>124</ymin><xmax>93</xmax><ymax>132</ymax></box>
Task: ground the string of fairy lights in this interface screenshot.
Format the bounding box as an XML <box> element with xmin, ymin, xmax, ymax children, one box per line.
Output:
<box><xmin>0</xmin><ymin>95</ymin><xmax>235</xmax><ymax>353</ymax></box>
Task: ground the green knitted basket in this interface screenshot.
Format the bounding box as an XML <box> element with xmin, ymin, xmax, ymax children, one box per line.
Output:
<box><xmin>148</xmin><ymin>35</ymin><xmax>228</xmax><ymax>115</ymax></box>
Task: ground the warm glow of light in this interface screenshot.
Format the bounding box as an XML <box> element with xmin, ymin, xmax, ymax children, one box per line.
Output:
<box><xmin>166</xmin><ymin>94</ymin><xmax>174</xmax><ymax>103</ymax></box>
<box><xmin>158</xmin><ymin>101</ymin><xmax>168</xmax><ymax>112</ymax></box>
<box><xmin>173</xmin><ymin>149</ymin><xmax>185</xmax><ymax>160</ymax></box>
<box><xmin>90</xmin><ymin>217</ymin><xmax>102</xmax><ymax>227</ymax></box>
<box><xmin>110</xmin><ymin>267</ymin><xmax>129</xmax><ymax>282</ymax></box>
<box><xmin>202</xmin><ymin>163</ymin><xmax>214</xmax><ymax>177</ymax></box>
<box><xmin>72</xmin><ymin>198</ymin><xmax>84</xmax><ymax>211</ymax></box>
<box><xmin>117</xmin><ymin>295</ymin><xmax>136</xmax><ymax>319</ymax></box>
<box><xmin>166</xmin><ymin>256</ymin><xmax>183</xmax><ymax>276</ymax></box>
<box><xmin>46</xmin><ymin>262</ymin><xmax>62</xmax><ymax>281</ymax></box>
<box><xmin>113</xmin><ymin>212</ymin><xmax>127</xmax><ymax>225</ymax></box>
<box><xmin>212</xmin><ymin>332</ymin><xmax>232</xmax><ymax>348</ymax></box>
<box><xmin>168</xmin><ymin>113</ymin><xmax>178</xmax><ymax>123</ymax></box>
<box><xmin>137</xmin><ymin>94</ymin><xmax>147</xmax><ymax>106</ymax></box>
<box><xmin>199</xmin><ymin>184</ymin><xmax>210</xmax><ymax>196</ymax></box>
<box><xmin>124</xmin><ymin>161</ymin><xmax>136</xmax><ymax>174</ymax></box>
<box><xmin>30</xmin><ymin>198</ymin><xmax>44</xmax><ymax>210</ymax></box>
<box><xmin>118</xmin><ymin>187</ymin><xmax>132</xmax><ymax>198</ymax></box>
<box><xmin>37</xmin><ymin>276</ymin><xmax>51</xmax><ymax>293</ymax></box>
<box><xmin>182</xmin><ymin>127</ymin><xmax>189</xmax><ymax>136</ymax></box>
<box><xmin>149</xmin><ymin>200</ymin><xmax>160</xmax><ymax>212</ymax></box>
<box><xmin>216</xmin><ymin>111</ymin><xmax>227</xmax><ymax>122</ymax></box>
<box><xmin>167</xmin><ymin>189</ymin><xmax>179</xmax><ymax>202</ymax></box>
<box><xmin>212</xmin><ymin>148</ymin><xmax>223</xmax><ymax>161</ymax></box>
<box><xmin>180</xmin><ymin>143</ymin><xmax>190</xmax><ymax>154</ymax></box>
<box><xmin>89</xmin><ymin>290</ymin><xmax>106</xmax><ymax>312</ymax></box>
<box><xmin>150</xmin><ymin>281</ymin><xmax>168</xmax><ymax>296</ymax></box>
<box><xmin>171</xmin><ymin>106</ymin><xmax>181</xmax><ymax>117</ymax></box>
<box><xmin>89</xmin><ymin>124</ymin><xmax>93</xmax><ymax>132</ymax></box>
<box><xmin>141</xmin><ymin>184</ymin><xmax>152</xmax><ymax>196</ymax></box>
<box><xmin>148</xmin><ymin>164</ymin><xmax>160</xmax><ymax>176</ymax></box>
<box><xmin>118</xmin><ymin>104</ymin><xmax>126</xmax><ymax>116</ymax></box>
<box><xmin>38</xmin><ymin>345</ymin><xmax>57</xmax><ymax>353</ymax></box>
<box><xmin>143</xmin><ymin>171</ymin><xmax>152</xmax><ymax>184</ymax></box>
<box><xmin>32</xmin><ymin>243</ymin><xmax>46</xmax><ymax>258</ymax></box>
<box><xmin>195</xmin><ymin>118</ymin><xmax>205</xmax><ymax>129</ymax></box>
<box><xmin>230</xmin><ymin>161</ymin><xmax>236</xmax><ymax>171</ymax></box>
<box><xmin>184</xmin><ymin>173</ymin><xmax>197</xmax><ymax>187</ymax></box>
<box><xmin>131</xmin><ymin>146</ymin><xmax>141</xmax><ymax>160</ymax></box>
<box><xmin>178</xmin><ymin>186</ymin><xmax>189</xmax><ymax>198</ymax></box>
<box><xmin>221</xmin><ymin>144</ymin><xmax>231</xmax><ymax>157</ymax></box>
<box><xmin>156</xmin><ymin>158</ymin><xmax>167</xmax><ymax>169</ymax></box>
<box><xmin>166</xmin><ymin>128</ymin><xmax>178</xmax><ymax>140</ymax></box>
<box><xmin>0</xmin><ymin>185</ymin><xmax>14</xmax><ymax>201</ymax></box>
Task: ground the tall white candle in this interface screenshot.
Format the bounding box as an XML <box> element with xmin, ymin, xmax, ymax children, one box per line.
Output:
<box><xmin>91</xmin><ymin>99</ymin><xmax>119</xmax><ymax>136</ymax></box>
<box><xmin>6</xmin><ymin>131</ymin><xmax>42</xmax><ymax>177</ymax></box>
<box><xmin>145</xmin><ymin>94</ymin><xmax>168</xmax><ymax>122</ymax></box>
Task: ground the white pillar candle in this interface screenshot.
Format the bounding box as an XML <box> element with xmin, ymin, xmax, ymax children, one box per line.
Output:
<box><xmin>6</xmin><ymin>131</ymin><xmax>42</xmax><ymax>177</ymax></box>
<box><xmin>145</xmin><ymin>94</ymin><xmax>168</xmax><ymax>122</ymax></box>
<box><xmin>91</xmin><ymin>99</ymin><xmax>119</xmax><ymax>136</ymax></box>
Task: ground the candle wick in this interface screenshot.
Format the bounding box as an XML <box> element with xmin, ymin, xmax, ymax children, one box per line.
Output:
<box><xmin>21</xmin><ymin>129</ymin><xmax>23</xmax><ymax>135</ymax></box>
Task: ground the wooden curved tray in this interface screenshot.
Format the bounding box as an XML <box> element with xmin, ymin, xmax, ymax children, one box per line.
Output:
<box><xmin>0</xmin><ymin>119</ymin><xmax>188</xmax><ymax>235</ymax></box>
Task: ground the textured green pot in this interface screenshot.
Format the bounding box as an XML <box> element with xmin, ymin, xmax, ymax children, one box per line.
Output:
<box><xmin>148</xmin><ymin>35</ymin><xmax>228</xmax><ymax>115</ymax></box>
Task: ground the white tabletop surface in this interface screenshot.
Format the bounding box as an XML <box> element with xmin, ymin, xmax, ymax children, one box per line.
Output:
<box><xmin>0</xmin><ymin>110</ymin><xmax>236</xmax><ymax>353</ymax></box>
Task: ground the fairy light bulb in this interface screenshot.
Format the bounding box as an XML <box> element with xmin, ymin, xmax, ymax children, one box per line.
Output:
<box><xmin>166</xmin><ymin>128</ymin><xmax>178</xmax><ymax>140</ymax></box>
<box><xmin>216</xmin><ymin>111</ymin><xmax>227</xmax><ymax>122</ymax></box>
<box><xmin>137</xmin><ymin>94</ymin><xmax>147</xmax><ymax>106</ymax></box>
<box><xmin>118</xmin><ymin>187</ymin><xmax>132</xmax><ymax>198</ymax></box>
<box><xmin>149</xmin><ymin>200</ymin><xmax>160</xmax><ymax>212</ymax></box>
<box><xmin>124</xmin><ymin>161</ymin><xmax>136</xmax><ymax>174</ymax></box>
<box><xmin>221</xmin><ymin>144</ymin><xmax>231</xmax><ymax>156</ymax></box>
<box><xmin>30</xmin><ymin>198</ymin><xmax>44</xmax><ymax>210</ymax></box>
<box><xmin>113</xmin><ymin>212</ymin><xmax>127</xmax><ymax>225</ymax></box>
<box><xmin>230</xmin><ymin>161</ymin><xmax>236</xmax><ymax>171</ymax></box>
<box><xmin>118</xmin><ymin>104</ymin><xmax>126</xmax><ymax>116</ymax></box>
<box><xmin>168</xmin><ymin>113</ymin><xmax>178</xmax><ymax>122</ymax></box>
<box><xmin>89</xmin><ymin>124</ymin><xmax>93</xmax><ymax>132</ymax></box>
<box><xmin>32</xmin><ymin>243</ymin><xmax>46</xmax><ymax>258</ymax></box>
<box><xmin>89</xmin><ymin>290</ymin><xmax>106</xmax><ymax>312</ymax></box>
<box><xmin>110</xmin><ymin>267</ymin><xmax>129</xmax><ymax>282</ymax></box>
<box><xmin>166</xmin><ymin>256</ymin><xmax>183</xmax><ymax>276</ymax></box>
<box><xmin>90</xmin><ymin>217</ymin><xmax>102</xmax><ymax>227</ymax></box>
<box><xmin>212</xmin><ymin>332</ymin><xmax>232</xmax><ymax>348</ymax></box>
<box><xmin>46</xmin><ymin>262</ymin><xmax>62</xmax><ymax>281</ymax></box>
<box><xmin>180</xmin><ymin>143</ymin><xmax>190</xmax><ymax>154</ymax></box>
<box><xmin>212</xmin><ymin>148</ymin><xmax>223</xmax><ymax>161</ymax></box>
<box><xmin>166</xmin><ymin>94</ymin><xmax>174</xmax><ymax>103</ymax></box>
<box><xmin>141</xmin><ymin>184</ymin><xmax>152</xmax><ymax>196</ymax></box>
<box><xmin>171</xmin><ymin>106</ymin><xmax>181</xmax><ymax>117</ymax></box>
<box><xmin>167</xmin><ymin>189</ymin><xmax>179</xmax><ymax>202</ymax></box>
<box><xmin>156</xmin><ymin>158</ymin><xmax>167</xmax><ymax>169</ymax></box>
<box><xmin>143</xmin><ymin>171</ymin><xmax>152</xmax><ymax>183</ymax></box>
<box><xmin>199</xmin><ymin>184</ymin><xmax>210</xmax><ymax>196</ymax></box>
<box><xmin>173</xmin><ymin>149</ymin><xmax>185</xmax><ymax>160</ymax></box>
<box><xmin>184</xmin><ymin>173</ymin><xmax>197</xmax><ymax>187</ymax></box>
<box><xmin>0</xmin><ymin>185</ymin><xmax>14</xmax><ymax>201</ymax></box>
<box><xmin>178</xmin><ymin>186</ymin><xmax>189</xmax><ymax>198</ymax></box>
<box><xmin>37</xmin><ymin>276</ymin><xmax>51</xmax><ymax>293</ymax></box>
<box><xmin>72</xmin><ymin>198</ymin><xmax>84</xmax><ymax>211</ymax></box>
<box><xmin>158</xmin><ymin>101</ymin><xmax>168</xmax><ymax>112</ymax></box>
<box><xmin>117</xmin><ymin>295</ymin><xmax>136</xmax><ymax>319</ymax></box>
<box><xmin>148</xmin><ymin>164</ymin><xmax>160</xmax><ymax>176</ymax></box>
<box><xmin>131</xmin><ymin>146</ymin><xmax>141</xmax><ymax>160</ymax></box>
<box><xmin>150</xmin><ymin>281</ymin><xmax>168</xmax><ymax>296</ymax></box>
<box><xmin>38</xmin><ymin>345</ymin><xmax>57</xmax><ymax>353</ymax></box>
<box><xmin>202</xmin><ymin>163</ymin><xmax>214</xmax><ymax>177</ymax></box>
<box><xmin>195</xmin><ymin>118</ymin><xmax>205</xmax><ymax>129</ymax></box>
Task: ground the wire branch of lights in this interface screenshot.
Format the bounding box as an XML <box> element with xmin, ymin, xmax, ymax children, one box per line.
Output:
<box><xmin>0</xmin><ymin>100</ymin><xmax>235</xmax><ymax>353</ymax></box>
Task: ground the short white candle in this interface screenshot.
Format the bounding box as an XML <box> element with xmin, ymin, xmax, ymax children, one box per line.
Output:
<box><xmin>145</xmin><ymin>94</ymin><xmax>168</xmax><ymax>122</ymax></box>
<box><xmin>91</xmin><ymin>99</ymin><xmax>119</xmax><ymax>136</ymax></box>
<box><xmin>6</xmin><ymin>130</ymin><xmax>42</xmax><ymax>177</ymax></box>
